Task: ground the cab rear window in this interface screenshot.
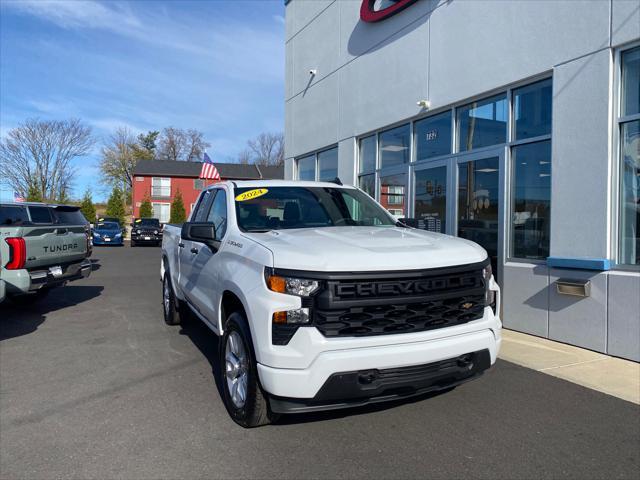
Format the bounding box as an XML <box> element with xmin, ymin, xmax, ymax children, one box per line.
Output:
<box><xmin>0</xmin><ymin>206</ymin><xmax>29</xmax><ymax>225</ymax></box>
<box><xmin>28</xmin><ymin>206</ymin><xmax>54</xmax><ymax>224</ymax></box>
<box><xmin>53</xmin><ymin>208</ymin><xmax>87</xmax><ymax>225</ymax></box>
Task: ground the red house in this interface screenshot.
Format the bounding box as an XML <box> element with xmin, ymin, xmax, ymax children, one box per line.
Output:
<box><xmin>132</xmin><ymin>160</ymin><xmax>284</xmax><ymax>223</ymax></box>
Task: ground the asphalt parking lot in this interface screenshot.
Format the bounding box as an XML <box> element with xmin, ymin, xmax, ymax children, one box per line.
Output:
<box><xmin>1</xmin><ymin>245</ymin><xmax>639</xmax><ymax>479</ymax></box>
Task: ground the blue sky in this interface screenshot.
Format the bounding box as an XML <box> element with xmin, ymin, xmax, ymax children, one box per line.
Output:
<box><xmin>0</xmin><ymin>0</ymin><xmax>285</xmax><ymax>201</ymax></box>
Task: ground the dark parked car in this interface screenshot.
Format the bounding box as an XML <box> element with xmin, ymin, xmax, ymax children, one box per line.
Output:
<box><xmin>92</xmin><ymin>221</ymin><xmax>124</xmax><ymax>246</ymax></box>
<box><xmin>130</xmin><ymin>218</ymin><xmax>162</xmax><ymax>247</ymax></box>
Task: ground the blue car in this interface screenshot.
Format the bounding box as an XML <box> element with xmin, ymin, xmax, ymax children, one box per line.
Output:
<box><xmin>92</xmin><ymin>221</ymin><xmax>124</xmax><ymax>246</ymax></box>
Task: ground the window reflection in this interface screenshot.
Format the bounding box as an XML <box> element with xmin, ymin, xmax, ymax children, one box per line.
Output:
<box><xmin>358</xmin><ymin>174</ymin><xmax>375</xmax><ymax>198</ymax></box>
<box><xmin>458</xmin><ymin>158</ymin><xmax>500</xmax><ymax>278</ymax></box>
<box><xmin>621</xmin><ymin>47</ymin><xmax>640</xmax><ymax>117</ymax></box>
<box><xmin>297</xmin><ymin>155</ymin><xmax>315</xmax><ymax>181</ymax></box>
<box><xmin>457</xmin><ymin>94</ymin><xmax>507</xmax><ymax>151</ymax></box>
<box><xmin>514</xmin><ymin>79</ymin><xmax>552</xmax><ymax>140</ymax></box>
<box><xmin>511</xmin><ymin>141</ymin><xmax>551</xmax><ymax>259</ymax></box>
<box><xmin>359</xmin><ymin>135</ymin><xmax>376</xmax><ymax>173</ymax></box>
<box><xmin>414</xmin><ymin>167</ymin><xmax>447</xmax><ymax>233</ymax></box>
<box><xmin>415</xmin><ymin>111</ymin><xmax>452</xmax><ymax>161</ymax></box>
<box><xmin>379</xmin><ymin>124</ymin><xmax>410</xmax><ymax>168</ymax></box>
<box><xmin>380</xmin><ymin>173</ymin><xmax>406</xmax><ymax>216</ymax></box>
<box><xmin>318</xmin><ymin>147</ymin><xmax>338</xmax><ymax>181</ymax></box>
<box><xmin>620</xmin><ymin>120</ymin><xmax>640</xmax><ymax>265</ymax></box>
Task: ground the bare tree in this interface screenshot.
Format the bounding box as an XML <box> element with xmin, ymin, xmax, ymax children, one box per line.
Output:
<box><xmin>237</xmin><ymin>148</ymin><xmax>253</xmax><ymax>165</ymax></box>
<box><xmin>157</xmin><ymin>127</ymin><xmax>210</xmax><ymax>162</ymax></box>
<box><xmin>0</xmin><ymin>118</ymin><xmax>93</xmax><ymax>201</ymax></box>
<box><xmin>245</xmin><ymin>132</ymin><xmax>284</xmax><ymax>167</ymax></box>
<box><xmin>99</xmin><ymin>127</ymin><xmax>137</xmax><ymax>193</ymax></box>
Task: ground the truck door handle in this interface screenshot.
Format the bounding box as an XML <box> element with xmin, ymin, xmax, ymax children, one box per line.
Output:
<box><xmin>190</xmin><ymin>247</ymin><xmax>199</xmax><ymax>254</ymax></box>
<box><xmin>178</xmin><ymin>243</ymin><xmax>185</xmax><ymax>248</ymax></box>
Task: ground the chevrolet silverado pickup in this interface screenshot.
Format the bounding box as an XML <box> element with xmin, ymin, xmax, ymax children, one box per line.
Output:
<box><xmin>0</xmin><ymin>202</ymin><xmax>92</xmax><ymax>304</ymax></box>
<box><xmin>161</xmin><ymin>180</ymin><xmax>501</xmax><ymax>427</ymax></box>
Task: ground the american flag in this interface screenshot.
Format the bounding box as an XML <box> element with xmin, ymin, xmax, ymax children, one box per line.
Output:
<box><xmin>14</xmin><ymin>191</ymin><xmax>25</xmax><ymax>202</ymax></box>
<box><xmin>200</xmin><ymin>152</ymin><xmax>220</xmax><ymax>180</ymax></box>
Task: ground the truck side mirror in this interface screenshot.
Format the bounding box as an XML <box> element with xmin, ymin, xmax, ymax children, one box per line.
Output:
<box><xmin>182</xmin><ymin>222</ymin><xmax>220</xmax><ymax>252</ymax></box>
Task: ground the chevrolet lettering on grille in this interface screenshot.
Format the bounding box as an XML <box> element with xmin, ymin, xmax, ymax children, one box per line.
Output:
<box><xmin>335</xmin><ymin>275</ymin><xmax>478</xmax><ymax>298</ymax></box>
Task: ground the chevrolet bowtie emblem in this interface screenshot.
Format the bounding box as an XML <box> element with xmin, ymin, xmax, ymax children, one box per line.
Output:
<box><xmin>461</xmin><ymin>302</ymin><xmax>474</xmax><ymax>310</ymax></box>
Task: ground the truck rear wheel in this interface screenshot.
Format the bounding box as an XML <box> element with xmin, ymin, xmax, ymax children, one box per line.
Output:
<box><xmin>220</xmin><ymin>312</ymin><xmax>277</xmax><ymax>428</ymax></box>
<box><xmin>162</xmin><ymin>272</ymin><xmax>182</xmax><ymax>325</ymax></box>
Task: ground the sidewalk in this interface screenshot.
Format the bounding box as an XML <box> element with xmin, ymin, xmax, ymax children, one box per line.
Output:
<box><xmin>499</xmin><ymin>329</ymin><xmax>640</xmax><ymax>405</ymax></box>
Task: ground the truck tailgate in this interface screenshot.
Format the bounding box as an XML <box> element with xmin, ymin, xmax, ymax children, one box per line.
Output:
<box><xmin>21</xmin><ymin>225</ymin><xmax>88</xmax><ymax>269</ymax></box>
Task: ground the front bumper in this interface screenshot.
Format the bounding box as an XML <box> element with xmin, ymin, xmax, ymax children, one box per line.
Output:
<box><xmin>131</xmin><ymin>235</ymin><xmax>161</xmax><ymax>244</ymax></box>
<box><xmin>93</xmin><ymin>236</ymin><xmax>123</xmax><ymax>245</ymax></box>
<box><xmin>258</xmin><ymin>324</ymin><xmax>501</xmax><ymax>401</ymax></box>
<box><xmin>268</xmin><ymin>349</ymin><xmax>491</xmax><ymax>414</ymax></box>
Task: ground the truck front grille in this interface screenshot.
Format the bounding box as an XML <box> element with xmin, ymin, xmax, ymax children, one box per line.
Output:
<box><xmin>270</xmin><ymin>260</ymin><xmax>489</xmax><ymax>345</ymax></box>
<box><xmin>313</xmin><ymin>294</ymin><xmax>485</xmax><ymax>337</ymax></box>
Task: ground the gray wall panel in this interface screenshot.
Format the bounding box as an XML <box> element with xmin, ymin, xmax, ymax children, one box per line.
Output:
<box><xmin>549</xmin><ymin>268</ymin><xmax>607</xmax><ymax>353</ymax></box>
<box><xmin>550</xmin><ymin>49</ymin><xmax>611</xmax><ymax>259</ymax></box>
<box><xmin>502</xmin><ymin>263</ymin><xmax>549</xmax><ymax>337</ymax></box>
<box><xmin>611</xmin><ymin>0</ymin><xmax>640</xmax><ymax>48</ymax></box>
<box><xmin>428</xmin><ymin>0</ymin><xmax>609</xmax><ymax>109</ymax></box>
<box><xmin>338</xmin><ymin>24</ymin><xmax>429</xmax><ymax>139</ymax></box>
<box><xmin>607</xmin><ymin>271</ymin><xmax>640</xmax><ymax>361</ymax></box>
<box><xmin>291</xmin><ymin>1</ymin><xmax>340</xmax><ymax>97</ymax></box>
<box><xmin>289</xmin><ymin>73</ymin><xmax>339</xmax><ymax>156</ymax></box>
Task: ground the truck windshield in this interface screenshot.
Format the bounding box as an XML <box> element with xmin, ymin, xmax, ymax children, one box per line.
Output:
<box><xmin>234</xmin><ymin>186</ymin><xmax>397</xmax><ymax>232</ymax></box>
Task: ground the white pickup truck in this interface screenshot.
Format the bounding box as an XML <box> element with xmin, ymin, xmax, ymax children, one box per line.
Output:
<box><xmin>161</xmin><ymin>180</ymin><xmax>501</xmax><ymax>427</ymax></box>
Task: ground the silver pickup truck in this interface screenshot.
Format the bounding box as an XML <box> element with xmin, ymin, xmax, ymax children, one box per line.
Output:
<box><xmin>0</xmin><ymin>202</ymin><xmax>92</xmax><ymax>304</ymax></box>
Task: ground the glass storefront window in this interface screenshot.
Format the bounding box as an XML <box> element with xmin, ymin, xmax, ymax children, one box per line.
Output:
<box><xmin>414</xmin><ymin>166</ymin><xmax>447</xmax><ymax>233</ymax></box>
<box><xmin>379</xmin><ymin>124</ymin><xmax>410</xmax><ymax>168</ymax></box>
<box><xmin>457</xmin><ymin>94</ymin><xmax>507</xmax><ymax>151</ymax></box>
<box><xmin>358</xmin><ymin>174</ymin><xmax>375</xmax><ymax>198</ymax></box>
<box><xmin>318</xmin><ymin>147</ymin><xmax>338</xmax><ymax>181</ymax></box>
<box><xmin>359</xmin><ymin>135</ymin><xmax>376</xmax><ymax>173</ymax></box>
<box><xmin>458</xmin><ymin>158</ymin><xmax>500</xmax><ymax>277</ymax></box>
<box><xmin>380</xmin><ymin>173</ymin><xmax>406</xmax><ymax>216</ymax></box>
<box><xmin>511</xmin><ymin>141</ymin><xmax>551</xmax><ymax>260</ymax></box>
<box><xmin>297</xmin><ymin>155</ymin><xmax>315</xmax><ymax>181</ymax></box>
<box><xmin>513</xmin><ymin>79</ymin><xmax>552</xmax><ymax>140</ymax></box>
<box><xmin>620</xmin><ymin>120</ymin><xmax>640</xmax><ymax>265</ymax></box>
<box><xmin>415</xmin><ymin>111</ymin><xmax>452</xmax><ymax>161</ymax></box>
<box><xmin>621</xmin><ymin>47</ymin><xmax>640</xmax><ymax>117</ymax></box>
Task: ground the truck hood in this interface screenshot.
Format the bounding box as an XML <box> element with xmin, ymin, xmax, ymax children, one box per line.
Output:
<box><xmin>242</xmin><ymin>226</ymin><xmax>487</xmax><ymax>272</ymax></box>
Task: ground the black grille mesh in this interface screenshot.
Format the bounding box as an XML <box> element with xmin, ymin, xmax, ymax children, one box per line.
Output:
<box><xmin>313</xmin><ymin>294</ymin><xmax>485</xmax><ymax>337</ymax></box>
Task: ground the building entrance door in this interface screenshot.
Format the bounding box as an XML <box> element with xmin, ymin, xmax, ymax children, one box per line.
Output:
<box><xmin>454</xmin><ymin>149</ymin><xmax>505</xmax><ymax>283</ymax></box>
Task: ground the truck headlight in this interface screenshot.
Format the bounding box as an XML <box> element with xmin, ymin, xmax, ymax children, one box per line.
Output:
<box><xmin>483</xmin><ymin>263</ymin><xmax>496</xmax><ymax>310</ymax></box>
<box><xmin>266</xmin><ymin>274</ymin><xmax>319</xmax><ymax>297</ymax></box>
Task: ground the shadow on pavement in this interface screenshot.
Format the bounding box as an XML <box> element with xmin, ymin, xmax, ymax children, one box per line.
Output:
<box><xmin>0</xmin><ymin>285</ymin><xmax>104</xmax><ymax>341</ymax></box>
<box><xmin>178</xmin><ymin>314</ymin><xmax>225</xmax><ymax>399</ymax></box>
<box><xmin>90</xmin><ymin>258</ymin><xmax>101</xmax><ymax>271</ymax></box>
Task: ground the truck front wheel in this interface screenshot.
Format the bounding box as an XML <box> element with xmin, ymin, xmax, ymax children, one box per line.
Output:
<box><xmin>220</xmin><ymin>312</ymin><xmax>278</xmax><ymax>427</ymax></box>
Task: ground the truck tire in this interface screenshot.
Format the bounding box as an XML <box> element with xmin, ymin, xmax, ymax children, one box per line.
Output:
<box><xmin>220</xmin><ymin>312</ymin><xmax>278</xmax><ymax>428</ymax></box>
<box><xmin>162</xmin><ymin>272</ymin><xmax>182</xmax><ymax>325</ymax></box>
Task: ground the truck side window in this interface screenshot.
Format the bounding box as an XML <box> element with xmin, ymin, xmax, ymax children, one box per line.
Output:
<box><xmin>0</xmin><ymin>206</ymin><xmax>29</xmax><ymax>225</ymax></box>
<box><xmin>206</xmin><ymin>190</ymin><xmax>227</xmax><ymax>239</ymax></box>
<box><xmin>193</xmin><ymin>191</ymin><xmax>213</xmax><ymax>222</ymax></box>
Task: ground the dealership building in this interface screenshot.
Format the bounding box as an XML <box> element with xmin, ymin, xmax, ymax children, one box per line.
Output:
<box><xmin>284</xmin><ymin>0</ymin><xmax>640</xmax><ymax>361</ymax></box>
